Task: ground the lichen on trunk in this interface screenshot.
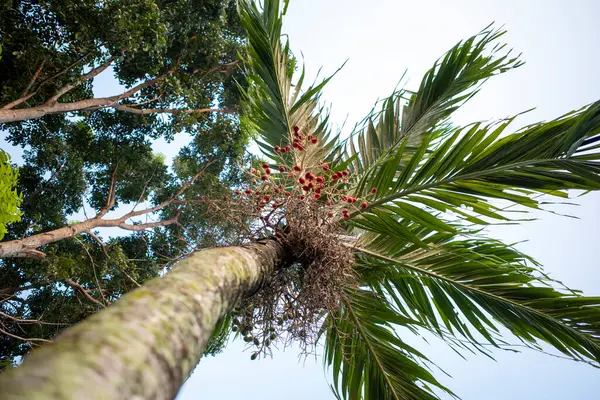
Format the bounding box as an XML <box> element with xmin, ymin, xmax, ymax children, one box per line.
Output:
<box><xmin>0</xmin><ymin>239</ymin><xmax>287</xmax><ymax>400</ymax></box>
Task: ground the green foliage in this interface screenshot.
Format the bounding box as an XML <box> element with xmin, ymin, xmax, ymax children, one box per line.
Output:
<box><xmin>0</xmin><ymin>150</ymin><xmax>22</xmax><ymax>240</ymax></box>
<box><xmin>348</xmin><ymin>27</ymin><xmax>522</xmax><ymax>172</ymax></box>
<box><xmin>0</xmin><ymin>0</ymin><xmax>244</xmax><ymax>136</ymax></box>
<box><xmin>324</xmin><ymin>291</ymin><xmax>453</xmax><ymax>400</ymax></box>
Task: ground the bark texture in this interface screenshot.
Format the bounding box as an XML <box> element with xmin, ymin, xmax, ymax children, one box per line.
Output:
<box><xmin>0</xmin><ymin>103</ymin><xmax>228</xmax><ymax>123</ymax></box>
<box><xmin>0</xmin><ymin>214</ymin><xmax>179</xmax><ymax>259</ymax></box>
<box><xmin>0</xmin><ymin>220</ymin><xmax>99</xmax><ymax>259</ymax></box>
<box><xmin>0</xmin><ymin>240</ymin><xmax>286</xmax><ymax>400</ymax></box>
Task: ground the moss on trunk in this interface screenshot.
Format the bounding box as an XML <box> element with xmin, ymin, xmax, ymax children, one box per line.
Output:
<box><xmin>0</xmin><ymin>240</ymin><xmax>286</xmax><ymax>400</ymax></box>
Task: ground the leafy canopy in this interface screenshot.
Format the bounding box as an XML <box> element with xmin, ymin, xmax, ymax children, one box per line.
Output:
<box><xmin>0</xmin><ymin>0</ymin><xmax>243</xmax><ymax>133</ymax></box>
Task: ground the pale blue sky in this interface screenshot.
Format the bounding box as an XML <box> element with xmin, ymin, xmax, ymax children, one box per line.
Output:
<box><xmin>179</xmin><ymin>1</ymin><xmax>600</xmax><ymax>399</ymax></box>
<box><xmin>2</xmin><ymin>0</ymin><xmax>599</xmax><ymax>398</ymax></box>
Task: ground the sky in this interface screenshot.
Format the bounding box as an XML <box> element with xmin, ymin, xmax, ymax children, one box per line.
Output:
<box><xmin>2</xmin><ymin>0</ymin><xmax>599</xmax><ymax>398</ymax></box>
<box><xmin>178</xmin><ymin>1</ymin><xmax>600</xmax><ymax>399</ymax></box>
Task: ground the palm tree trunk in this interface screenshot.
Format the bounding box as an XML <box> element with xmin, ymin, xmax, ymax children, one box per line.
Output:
<box><xmin>0</xmin><ymin>239</ymin><xmax>287</xmax><ymax>400</ymax></box>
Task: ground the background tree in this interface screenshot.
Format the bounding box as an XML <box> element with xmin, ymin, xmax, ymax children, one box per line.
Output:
<box><xmin>0</xmin><ymin>0</ymin><xmax>250</xmax><ymax>366</ymax></box>
<box><xmin>0</xmin><ymin>108</ymin><xmax>249</xmax><ymax>366</ymax></box>
<box><xmin>0</xmin><ymin>0</ymin><xmax>243</xmax><ymax>131</ymax></box>
<box><xmin>2</xmin><ymin>1</ymin><xmax>600</xmax><ymax>399</ymax></box>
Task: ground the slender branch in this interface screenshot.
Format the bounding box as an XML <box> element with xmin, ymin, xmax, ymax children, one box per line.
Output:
<box><xmin>2</xmin><ymin>92</ymin><xmax>36</xmax><ymax>110</ymax></box>
<box><xmin>123</xmin><ymin>160</ymin><xmax>216</xmax><ymax>219</ymax></box>
<box><xmin>0</xmin><ymin>311</ymin><xmax>65</xmax><ymax>326</ymax></box>
<box><xmin>112</xmin><ymin>104</ymin><xmax>235</xmax><ymax>116</ymax></box>
<box><xmin>119</xmin><ymin>94</ymin><xmax>164</xmax><ymax>108</ymax></box>
<box><xmin>129</xmin><ymin>164</ymin><xmax>161</xmax><ymax>214</ymax></box>
<box><xmin>97</xmin><ymin>164</ymin><xmax>119</xmax><ymax>218</ymax></box>
<box><xmin>197</xmin><ymin>60</ymin><xmax>239</xmax><ymax>77</ymax></box>
<box><xmin>22</xmin><ymin>57</ymin><xmax>47</xmax><ymax>97</ymax></box>
<box><xmin>43</xmin><ymin>56</ymin><xmax>117</xmax><ymax>106</ymax></box>
<box><xmin>86</xmin><ymin>231</ymin><xmax>141</xmax><ymax>288</ymax></box>
<box><xmin>0</xmin><ymin>326</ymin><xmax>52</xmax><ymax>343</ymax></box>
<box><xmin>73</xmin><ymin>237</ymin><xmax>109</xmax><ymax>306</ymax></box>
<box><xmin>86</xmin><ymin>231</ymin><xmax>108</xmax><ymax>257</ymax></box>
<box><xmin>37</xmin><ymin>53</ymin><xmax>92</xmax><ymax>91</ymax></box>
<box><xmin>1</xmin><ymin>53</ymin><xmax>91</xmax><ymax>110</ymax></box>
<box><xmin>22</xmin><ymin>160</ymin><xmax>67</xmax><ymax>205</ymax></box>
<box><xmin>117</xmin><ymin>216</ymin><xmax>179</xmax><ymax>232</ymax></box>
<box><xmin>120</xmin><ymin>268</ymin><xmax>142</xmax><ymax>288</ymax></box>
<box><xmin>113</xmin><ymin>68</ymin><xmax>176</xmax><ymax>101</ymax></box>
<box><xmin>64</xmin><ymin>279</ymin><xmax>105</xmax><ymax>309</ymax></box>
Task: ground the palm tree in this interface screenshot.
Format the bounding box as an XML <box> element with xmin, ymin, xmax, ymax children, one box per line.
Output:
<box><xmin>2</xmin><ymin>1</ymin><xmax>600</xmax><ymax>399</ymax></box>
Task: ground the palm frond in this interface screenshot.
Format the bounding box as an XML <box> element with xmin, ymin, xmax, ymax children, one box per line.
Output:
<box><xmin>352</xmin><ymin>238</ymin><xmax>600</xmax><ymax>366</ymax></box>
<box><xmin>238</xmin><ymin>0</ymin><xmax>342</xmax><ymax>166</ymax></box>
<box><xmin>347</xmin><ymin>26</ymin><xmax>522</xmax><ymax>172</ymax></box>
<box><xmin>323</xmin><ymin>290</ymin><xmax>454</xmax><ymax>400</ymax></box>
<box><xmin>353</xmin><ymin>101</ymin><xmax>600</xmax><ymax>226</ymax></box>
<box><xmin>402</xmin><ymin>26</ymin><xmax>522</xmax><ymax>136</ymax></box>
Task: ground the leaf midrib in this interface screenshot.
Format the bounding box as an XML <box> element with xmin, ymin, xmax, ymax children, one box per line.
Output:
<box><xmin>349</xmin><ymin>156</ymin><xmax>571</xmax><ymax>218</ymax></box>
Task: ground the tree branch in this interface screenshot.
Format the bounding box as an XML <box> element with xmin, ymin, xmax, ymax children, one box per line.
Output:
<box><xmin>64</xmin><ymin>279</ymin><xmax>105</xmax><ymax>309</ymax></box>
<box><xmin>22</xmin><ymin>159</ymin><xmax>67</xmax><ymax>205</ymax></box>
<box><xmin>0</xmin><ymin>59</ymin><xmax>239</xmax><ymax>122</ymax></box>
<box><xmin>96</xmin><ymin>164</ymin><xmax>119</xmax><ymax>218</ymax></box>
<box><xmin>0</xmin><ymin>326</ymin><xmax>52</xmax><ymax>343</ymax></box>
<box><xmin>117</xmin><ymin>217</ymin><xmax>179</xmax><ymax>232</ymax></box>
<box><xmin>85</xmin><ymin>232</ymin><xmax>141</xmax><ymax>288</ymax></box>
<box><xmin>112</xmin><ymin>104</ymin><xmax>235</xmax><ymax>116</ymax></box>
<box><xmin>86</xmin><ymin>231</ymin><xmax>108</xmax><ymax>257</ymax></box>
<box><xmin>123</xmin><ymin>160</ymin><xmax>216</xmax><ymax>219</ymax></box>
<box><xmin>22</xmin><ymin>57</ymin><xmax>47</xmax><ymax>97</ymax></box>
<box><xmin>0</xmin><ymin>162</ymin><xmax>211</xmax><ymax>260</ymax></box>
<box><xmin>43</xmin><ymin>56</ymin><xmax>118</xmax><ymax>106</ymax></box>
<box><xmin>73</xmin><ymin>237</ymin><xmax>109</xmax><ymax>306</ymax></box>
<box><xmin>0</xmin><ymin>311</ymin><xmax>66</xmax><ymax>326</ymax></box>
<box><xmin>1</xmin><ymin>53</ymin><xmax>91</xmax><ymax>110</ymax></box>
<box><xmin>112</xmin><ymin>68</ymin><xmax>176</xmax><ymax>101</ymax></box>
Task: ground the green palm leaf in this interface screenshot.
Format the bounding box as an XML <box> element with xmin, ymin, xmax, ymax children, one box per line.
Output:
<box><xmin>352</xmin><ymin>238</ymin><xmax>600</xmax><ymax>365</ymax></box>
<box><xmin>324</xmin><ymin>290</ymin><xmax>454</xmax><ymax>400</ymax></box>
<box><xmin>238</xmin><ymin>0</ymin><xmax>343</xmax><ymax>166</ymax></box>
<box><xmin>347</xmin><ymin>26</ymin><xmax>522</xmax><ymax>172</ymax></box>
<box><xmin>354</xmin><ymin>101</ymin><xmax>600</xmax><ymax>224</ymax></box>
<box><xmin>402</xmin><ymin>27</ymin><xmax>522</xmax><ymax>136</ymax></box>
